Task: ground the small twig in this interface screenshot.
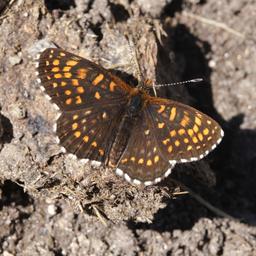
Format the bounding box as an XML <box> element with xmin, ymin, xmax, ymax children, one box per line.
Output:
<box><xmin>172</xmin><ymin>191</ymin><xmax>189</xmax><ymax>196</ymax></box>
<box><xmin>92</xmin><ymin>205</ymin><xmax>108</xmax><ymax>227</ymax></box>
<box><xmin>182</xmin><ymin>11</ymin><xmax>245</xmax><ymax>39</ymax></box>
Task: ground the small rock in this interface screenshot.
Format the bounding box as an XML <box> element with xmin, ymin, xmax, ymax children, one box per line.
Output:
<box><xmin>3</xmin><ymin>251</ymin><xmax>14</xmax><ymax>256</ymax></box>
<box><xmin>8</xmin><ymin>54</ymin><xmax>22</xmax><ymax>66</ymax></box>
<box><xmin>9</xmin><ymin>103</ymin><xmax>27</xmax><ymax>120</ymax></box>
<box><xmin>137</xmin><ymin>0</ymin><xmax>168</xmax><ymax>17</ymax></box>
<box><xmin>47</xmin><ymin>204</ymin><xmax>57</xmax><ymax>216</ymax></box>
<box><xmin>209</xmin><ymin>59</ymin><xmax>216</xmax><ymax>68</ymax></box>
<box><xmin>27</xmin><ymin>39</ymin><xmax>56</xmax><ymax>59</ymax></box>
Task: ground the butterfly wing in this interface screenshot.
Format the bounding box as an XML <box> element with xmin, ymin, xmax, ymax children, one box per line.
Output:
<box><xmin>116</xmin><ymin>110</ymin><xmax>175</xmax><ymax>185</ymax></box>
<box><xmin>37</xmin><ymin>48</ymin><xmax>131</xmax><ymax>111</ymax></box>
<box><xmin>145</xmin><ymin>96</ymin><xmax>224</xmax><ymax>164</ymax></box>
<box><xmin>57</xmin><ymin>107</ymin><xmax>124</xmax><ymax>162</ymax></box>
<box><xmin>37</xmin><ymin>48</ymin><xmax>131</xmax><ymax>162</ymax></box>
<box><xmin>115</xmin><ymin>95</ymin><xmax>223</xmax><ymax>185</ymax></box>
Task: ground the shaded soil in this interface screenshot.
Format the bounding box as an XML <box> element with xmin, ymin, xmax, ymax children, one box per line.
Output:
<box><xmin>0</xmin><ymin>0</ymin><xmax>256</xmax><ymax>255</ymax></box>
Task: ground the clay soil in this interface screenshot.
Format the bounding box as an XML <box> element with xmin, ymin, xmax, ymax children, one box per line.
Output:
<box><xmin>0</xmin><ymin>0</ymin><xmax>256</xmax><ymax>255</ymax></box>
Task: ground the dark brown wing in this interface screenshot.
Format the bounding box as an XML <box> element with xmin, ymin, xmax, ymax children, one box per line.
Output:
<box><xmin>57</xmin><ymin>106</ymin><xmax>124</xmax><ymax>163</ymax></box>
<box><xmin>37</xmin><ymin>48</ymin><xmax>131</xmax><ymax>162</ymax></box>
<box><xmin>145</xmin><ymin>96</ymin><xmax>224</xmax><ymax>163</ymax></box>
<box><xmin>116</xmin><ymin>110</ymin><xmax>175</xmax><ymax>185</ymax></box>
<box><xmin>37</xmin><ymin>48</ymin><xmax>131</xmax><ymax>111</ymax></box>
<box><xmin>115</xmin><ymin>96</ymin><xmax>223</xmax><ymax>185</ymax></box>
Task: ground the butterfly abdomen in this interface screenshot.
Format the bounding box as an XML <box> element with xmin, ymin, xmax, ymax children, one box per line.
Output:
<box><xmin>107</xmin><ymin>94</ymin><xmax>143</xmax><ymax>167</ymax></box>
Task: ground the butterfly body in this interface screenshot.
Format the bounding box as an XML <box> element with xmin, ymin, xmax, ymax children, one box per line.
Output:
<box><xmin>108</xmin><ymin>90</ymin><xmax>144</xmax><ymax>168</ymax></box>
<box><xmin>37</xmin><ymin>48</ymin><xmax>224</xmax><ymax>186</ymax></box>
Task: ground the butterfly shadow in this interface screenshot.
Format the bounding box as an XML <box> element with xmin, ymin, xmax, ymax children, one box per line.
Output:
<box><xmin>127</xmin><ymin>23</ymin><xmax>256</xmax><ymax>233</ymax></box>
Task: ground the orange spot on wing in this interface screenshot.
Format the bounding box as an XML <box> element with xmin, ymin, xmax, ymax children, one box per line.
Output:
<box><xmin>203</xmin><ymin>128</ymin><xmax>209</xmax><ymax>135</ymax></box>
<box><xmin>178</xmin><ymin>129</ymin><xmax>185</xmax><ymax>135</ymax></box>
<box><xmin>52</xmin><ymin>67</ymin><xmax>59</xmax><ymax>72</ymax></box>
<box><xmin>184</xmin><ymin>138</ymin><xmax>189</xmax><ymax>143</ymax></box>
<box><xmin>121</xmin><ymin>158</ymin><xmax>128</xmax><ymax>163</ymax></box>
<box><xmin>64</xmin><ymin>72</ymin><xmax>72</xmax><ymax>78</ymax></box>
<box><xmin>77</xmin><ymin>87</ymin><xmax>84</xmax><ymax>93</ymax></box>
<box><xmin>169</xmin><ymin>107</ymin><xmax>176</xmax><ymax>121</ymax></box>
<box><xmin>65</xmin><ymin>90</ymin><xmax>72</xmax><ymax>95</ymax></box>
<box><xmin>180</xmin><ymin>115</ymin><xmax>190</xmax><ymax>127</ymax></box>
<box><xmin>54</xmin><ymin>73</ymin><xmax>62</xmax><ymax>78</ymax></box>
<box><xmin>72</xmin><ymin>123</ymin><xmax>78</xmax><ymax>130</ymax></box>
<box><xmin>138</xmin><ymin>158</ymin><xmax>144</xmax><ymax>164</ymax></box>
<box><xmin>154</xmin><ymin>155</ymin><xmax>159</xmax><ymax>163</ymax></box>
<box><xmin>198</xmin><ymin>133</ymin><xmax>203</xmax><ymax>141</ymax></box>
<box><xmin>61</xmin><ymin>81</ymin><xmax>67</xmax><ymax>86</ymax></box>
<box><xmin>170</xmin><ymin>130</ymin><xmax>176</xmax><ymax>137</ymax></box>
<box><xmin>66</xmin><ymin>60</ymin><xmax>78</xmax><ymax>66</ymax></box>
<box><xmin>188</xmin><ymin>129</ymin><xmax>194</xmax><ymax>137</ymax></box>
<box><xmin>195</xmin><ymin>116</ymin><xmax>202</xmax><ymax>126</ymax></box>
<box><xmin>192</xmin><ymin>137</ymin><xmax>198</xmax><ymax>143</ymax></box>
<box><xmin>63</xmin><ymin>66</ymin><xmax>71</xmax><ymax>72</ymax></box>
<box><xmin>162</xmin><ymin>138</ymin><xmax>170</xmax><ymax>145</ymax></box>
<box><xmin>158</xmin><ymin>122</ymin><xmax>165</xmax><ymax>129</ymax></box>
<box><xmin>91</xmin><ymin>141</ymin><xmax>97</xmax><ymax>147</ymax></box>
<box><xmin>187</xmin><ymin>145</ymin><xmax>193</xmax><ymax>151</ymax></box>
<box><xmin>83</xmin><ymin>136</ymin><xmax>89</xmax><ymax>142</ymax></box>
<box><xmin>109</xmin><ymin>81</ymin><xmax>116</xmax><ymax>91</ymax></box>
<box><xmin>72</xmin><ymin>79</ymin><xmax>79</xmax><ymax>86</ymax></box>
<box><xmin>175</xmin><ymin>140</ymin><xmax>180</xmax><ymax>147</ymax></box>
<box><xmin>73</xmin><ymin>114</ymin><xmax>79</xmax><ymax>120</ymax></box>
<box><xmin>77</xmin><ymin>68</ymin><xmax>87</xmax><ymax>79</ymax></box>
<box><xmin>146</xmin><ymin>159</ymin><xmax>152</xmax><ymax>166</ymax></box>
<box><xmin>168</xmin><ymin>145</ymin><xmax>173</xmax><ymax>153</ymax></box>
<box><xmin>158</xmin><ymin>105</ymin><xmax>166</xmax><ymax>113</ymax></box>
<box><xmin>99</xmin><ymin>149</ymin><xmax>104</xmax><ymax>156</ymax></box>
<box><xmin>193</xmin><ymin>124</ymin><xmax>199</xmax><ymax>133</ymax></box>
<box><xmin>144</xmin><ymin>130</ymin><xmax>150</xmax><ymax>135</ymax></box>
<box><xmin>74</xmin><ymin>131</ymin><xmax>81</xmax><ymax>138</ymax></box>
<box><xmin>94</xmin><ymin>91</ymin><xmax>101</xmax><ymax>100</ymax></box>
<box><xmin>92</xmin><ymin>74</ymin><xmax>104</xmax><ymax>85</ymax></box>
<box><xmin>53</xmin><ymin>59</ymin><xmax>59</xmax><ymax>66</ymax></box>
<box><xmin>75</xmin><ymin>96</ymin><xmax>82</xmax><ymax>104</ymax></box>
<box><xmin>131</xmin><ymin>157</ymin><xmax>136</xmax><ymax>162</ymax></box>
<box><xmin>66</xmin><ymin>98</ymin><xmax>72</xmax><ymax>105</ymax></box>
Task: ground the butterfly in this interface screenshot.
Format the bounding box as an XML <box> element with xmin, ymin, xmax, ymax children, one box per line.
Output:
<box><xmin>36</xmin><ymin>48</ymin><xmax>224</xmax><ymax>186</ymax></box>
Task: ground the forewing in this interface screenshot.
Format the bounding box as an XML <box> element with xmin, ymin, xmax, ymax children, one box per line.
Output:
<box><xmin>116</xmin><ymin>111</ymin><xmax>175</xmax><ymax>185</ymax></box>
<box><xmin>37</xmin><ymin>48</ymin><xmax>131</xmax><ymax>163</ymax></box>
<box><xmin>146</xmin><ymin>97</ymin><xmax>224</xmax><ymax>163</ymax></box>
<box><xmin>37</xmin><ymin>48</ymin><xmax>131</xmax><ymax>111</ymax></box>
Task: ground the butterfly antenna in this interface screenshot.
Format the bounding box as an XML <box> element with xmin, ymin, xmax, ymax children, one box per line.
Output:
<box><xmin>154</xmin><ymin>78</ymin><xmax>203</xmax><ymax>88</ymax></box>
<box><xmin>125</xmin><ymin>35</ymin><xmax>144</xmax><ymax>88</ymax></box>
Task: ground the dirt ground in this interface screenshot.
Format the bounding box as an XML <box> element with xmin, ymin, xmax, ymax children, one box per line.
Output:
<box><xmin>0</xmin><ymin>0</ymin><xmax>256</xmax><ymax>255</ymax></box>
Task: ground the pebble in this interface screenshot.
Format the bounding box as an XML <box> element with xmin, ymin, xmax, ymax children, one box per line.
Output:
<box><xmin>9</xmin><ymin>103</ymin><xmax>27</xmax><ymax>120</ymax></box>
<box><xmin>8</xmin><ymin>54</ymin><xmax>22</xmax><ymax>66</ymax></box>
<box><xmin>47</xmin><ymin>204</ymin><xmax>57</xmax><ymax>216</ymax></box>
